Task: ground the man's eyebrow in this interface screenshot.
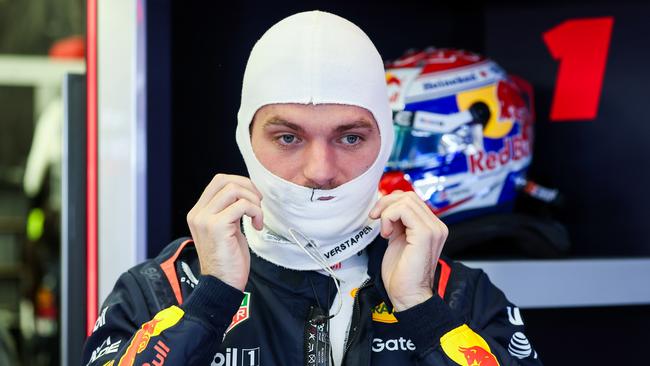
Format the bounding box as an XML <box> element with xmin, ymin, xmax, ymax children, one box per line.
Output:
<box><xmin>334</xmin><ymin>120</ymin><xmax>376</xmax><ymax>133</ymax></box>
<box><xmin>263</xmin><ymin>117</ymin><xmax>304</xmax><ymax>132</ymax></box>
<box><xmin>262</xmin><ymin>117</ymin><xmax>376</xmax><ymax>133</ymax></box>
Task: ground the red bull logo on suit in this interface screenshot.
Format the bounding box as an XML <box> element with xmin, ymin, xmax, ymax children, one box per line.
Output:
<box><xmin>459</xmin><ymin>345</ymin><xmax>500</xmax><ymax>366</ymax></box>
<box><xmin>440</xmin><ymin>324</ymin><xmax>500</xmax><ymax>366</ymax></box>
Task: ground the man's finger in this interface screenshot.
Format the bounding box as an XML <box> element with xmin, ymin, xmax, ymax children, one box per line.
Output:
<box><xmin>403</xmin><ymin>191</ymin><xmax>439</xmax><ymax>223</ymax></box>
<box><xmin>204</xmin><ymin>182</ymin><xmax>262</xmax><ymax>215</ymax></box>
<box><xmin>194</xmin><ymin>174</ymin><xmax>262</xmax><ymax>211</ymax></box>
<box><xmin>215</xmin><ymin>198</ymin><xmax>264</xmax><ymax>231</ymax></box>
<box><xmin>369</xmin><ymin>190</ymin><xmax>405</xmax><ymax>219</ymax></box>
<box><xmin>371</xmin><ymin>191</ymin><xmax>438</xmax><ymax>231</ymax></box>
<box><xmin>380</xmin><ymin>201</ymin><xmax>428</xmax><ymax>241</ymax></box>
<box><xmin>372</xmin><ymin>192</ymin><xmax>447</xmax><ymax>238</ymax></box>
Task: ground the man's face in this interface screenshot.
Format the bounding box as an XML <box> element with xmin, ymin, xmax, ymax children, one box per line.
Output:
<box><xmin>251</xmin><ymin>103</ymin><xmax>381</xmax><ymax>190</ymax></box>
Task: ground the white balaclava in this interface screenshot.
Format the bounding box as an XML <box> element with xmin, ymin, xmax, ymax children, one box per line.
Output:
<box><xmin>236</xmin><ymin>10</ymin><xmax>394</xmax><ymax>271</ymax></box>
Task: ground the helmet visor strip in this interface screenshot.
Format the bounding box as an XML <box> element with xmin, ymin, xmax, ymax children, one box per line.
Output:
<box><xmin>388</xmin><ymin>102</ymin><xmax>489</xmax><ymax>170</ymax></box>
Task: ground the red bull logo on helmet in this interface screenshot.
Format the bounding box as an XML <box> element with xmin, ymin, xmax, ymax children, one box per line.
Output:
<box><xmin>468</xmin><ymin>134</ymin><xmax>531</xmax><ymax>174</ymax></box>
<box><xmin>386</xmin><ymin>72</ymin><xmax>402</xmax><ymax>104</ymax></box>
<box><xmin>386</xmin><ymin>72</ymin><xmax>401</xmax><ymax>86</ymax></box>
<box><xmin>497</xmin><ymin>80</ymin><xmax>528</xmax><ymax>122</ymax></box>
<box><xmin>440</xmin><ymin>324</ymin><xmax>500</xmax><ymax>366</ymax></box>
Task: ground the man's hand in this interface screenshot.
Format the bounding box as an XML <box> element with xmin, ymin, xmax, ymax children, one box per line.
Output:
<box><xmin>186</xmin><ymin>174</ymin><xmax>264</xmax><ymax>292</ymax></box>
<box><xmin>369</xmin><ymin>190</ymin><xmax>448</xmax><ymax>312</ymax></box>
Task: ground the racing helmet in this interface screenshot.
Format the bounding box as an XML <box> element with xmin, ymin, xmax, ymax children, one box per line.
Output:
<box><xmin>381</xmin><ymin>48</ymin><xmax>535</xmax><ymax>223</ymax></box>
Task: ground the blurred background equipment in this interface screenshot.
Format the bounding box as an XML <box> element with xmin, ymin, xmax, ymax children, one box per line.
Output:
<box><xmin>0</xmin><ymin>0</ymin><xmax>85</xmax><ymax>365</ymax></box>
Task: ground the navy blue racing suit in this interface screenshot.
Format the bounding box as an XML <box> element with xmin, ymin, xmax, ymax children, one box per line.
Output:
<box><xmin>81</xmin><ymin>236</ymin><xmax>542</xmax><ymax>365</ymax></box>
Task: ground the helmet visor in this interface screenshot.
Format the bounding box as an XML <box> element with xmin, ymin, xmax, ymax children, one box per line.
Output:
<box><xmin>388</xmin><ymin>123</ymin><xmax>483</xmax><ymax>170</ymax></box>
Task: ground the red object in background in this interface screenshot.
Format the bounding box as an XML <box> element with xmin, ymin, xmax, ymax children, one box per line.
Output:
<box><xmin>379</xmin><ymin>171</ymin><xmax>474</xmax><ymax>217</ymax></box>
<box><xmin>543</xmin><ymin>17</ymin><xmax>614</xmax><ymax>121</ymax></box>
<box><xmin>379</xmin><ymin>171</ymin><xmax>415</xmax><ymax>196</ymax></box>
<box><xmin>36</xmin><ymin>286</ymin><xmax>58</xmax><ymax>319</ymax></box>
<box><xmin>49</xmin><ymin>36</ymin><xmax>85</xmax><ymax>60</ymax></box>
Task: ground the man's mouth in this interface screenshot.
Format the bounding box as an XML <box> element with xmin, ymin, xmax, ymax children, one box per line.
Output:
<box><xmin>317</xmin><ymin>196</ymin><xmax>335</xmax><ymax>201</ymax></box>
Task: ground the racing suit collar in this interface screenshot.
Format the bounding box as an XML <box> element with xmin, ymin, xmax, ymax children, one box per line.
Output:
<box><xmin>248</xmin><ymin>235</ymin><xmax>394</xmax><ymax>314</ymax></box>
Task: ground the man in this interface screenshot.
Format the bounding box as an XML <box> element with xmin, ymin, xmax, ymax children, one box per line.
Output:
<box><xmin>82</xmin><ymin>11</ymin><xmax>542</xmax><ymax>366</ymax></box>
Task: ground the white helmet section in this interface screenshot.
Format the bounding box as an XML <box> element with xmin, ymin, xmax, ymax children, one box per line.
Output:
<box><xmin>235</xmin><ymin>11</ymin><xmax>394</xmax><ymax>270</ymax></box>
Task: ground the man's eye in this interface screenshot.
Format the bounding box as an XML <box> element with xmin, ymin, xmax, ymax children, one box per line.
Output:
<box><xmin>341</xmin><ymin>135</ymin><xmax>361</xmax><ymax>145</ymax></box>
<box><xmin>279</xmin><ymin>134</ymin><xmax>297</xmax><ymax>144</ymax></box>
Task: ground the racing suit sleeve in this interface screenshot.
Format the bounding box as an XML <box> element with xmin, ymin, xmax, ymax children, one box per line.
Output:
<box><xmin>394</xmin><ymin>270</ymin><xmax>543</xmax><ymax>365</ymax></box>
<box><xmin>81</xmin><ymin>273</ymin><xmax>244</xmax><ymax>366</ymax></box>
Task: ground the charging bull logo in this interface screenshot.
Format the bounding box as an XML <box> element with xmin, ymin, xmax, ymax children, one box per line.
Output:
<box><xmin>440</xmin><ymin>325</ymin><xmax>500</xmax><ymax>366</ymax></box>
<box><xmin>386</xmin><ymin>72</ymin><xmax>402</xmax><ymax>104</ymax></box>
<box><xmin>456</xmin><ymin>79</ymin><xmax>528</xmax><ymax>140</ymax></box>
<box><xmin>118</xmin><ymin>306</ymin><xmax>184</xmax><ymax>366</ymax></box>
<box><xmin>386</xmin><ymin>72</ymin><xmax>401</xmax><ymax>86</ymax></box>
<box><xmin>459</xmin><ymin>346</ymin><xmax>500</xmax><ymax>366</ymax></box>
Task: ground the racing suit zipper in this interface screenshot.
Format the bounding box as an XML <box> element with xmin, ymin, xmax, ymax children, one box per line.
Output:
<box><xmin>341</xmin><ymin>278</ymin><xmax>372</xmax><ymax>363</ymax></box>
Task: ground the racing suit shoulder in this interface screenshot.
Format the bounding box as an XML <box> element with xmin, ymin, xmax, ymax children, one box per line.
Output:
<box><xmin>81</xmin><ymin>237</ymin><xmax>245</xmax><ymax>366</ymax></box>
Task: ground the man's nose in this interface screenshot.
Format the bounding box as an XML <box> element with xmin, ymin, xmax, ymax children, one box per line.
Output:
<box><xmin>302</xmin><ymin>140</ymin><xmax>338</xmax><ymax>189</ymax></box>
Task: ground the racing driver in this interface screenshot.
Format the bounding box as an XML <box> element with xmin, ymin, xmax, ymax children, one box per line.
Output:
<box><xmin>81</xmin><ymin>10</ymin><xmax>542</xmax><ymax>366</ymax></box>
